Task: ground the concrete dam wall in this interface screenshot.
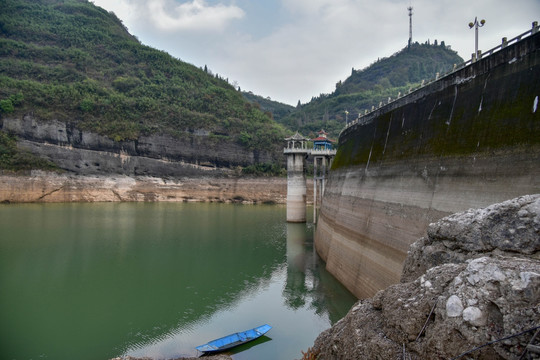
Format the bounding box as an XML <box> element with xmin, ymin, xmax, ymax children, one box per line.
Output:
<box><xmin>315</xmin><ymin>30</ymin><xmax>540</xmax><ymax>299</ymax></box>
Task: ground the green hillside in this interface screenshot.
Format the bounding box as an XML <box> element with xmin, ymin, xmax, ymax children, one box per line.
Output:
<box><xmin>242</xmin><ymin>91</ymin><xmax>295</xmax><ymax>124</ymax></box>
<box><xmin>281</xmin><ymin>42</ymin><xmax>464</xmax><ymax>139</ymax></box>
<box><xmin>0</xmin><ymin>0</ymin><xmax>286</xmax><ymax>152</ymax></box>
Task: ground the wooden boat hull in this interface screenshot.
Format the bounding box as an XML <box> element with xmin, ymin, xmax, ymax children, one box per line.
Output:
<box><xmin>195</xmin><ymin>324</ymin><xmax>272</xmax><ymax>353</ymax></box>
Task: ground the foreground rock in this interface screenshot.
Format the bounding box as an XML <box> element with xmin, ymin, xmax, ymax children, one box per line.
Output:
<box><xmin>313</xmin><ymin>195</ymin><xmax>540</xmax><ymax>359</ymax></box>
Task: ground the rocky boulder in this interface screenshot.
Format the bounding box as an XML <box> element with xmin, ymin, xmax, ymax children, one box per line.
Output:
<box><xmin>312</xmin><ymin>195</ymin><xmax>540</xmax><ymax>359</ymax></box>
<box><xmin>402</xmin><ymin>194</ymin><xmax>540</xmax><ymax>282</ymax></box>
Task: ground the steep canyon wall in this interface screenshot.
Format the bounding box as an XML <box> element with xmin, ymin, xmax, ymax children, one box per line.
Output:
<box><xmin>315</xmin><ymin>31</ymin><xmax>540</xmax><ymax>299</ymax></box>
<box><xmin>1</xmin><ymin>116</ymin><xmax>279</xmax><ymax>177</ymax></box>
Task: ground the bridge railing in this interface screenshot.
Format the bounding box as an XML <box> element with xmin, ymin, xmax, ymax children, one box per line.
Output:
<box><xmin>283</xmin><ymin>148</ymin><xmax>310</xmax><ymax>154</ymax></box>
<box><xmin>310</xmin><ymin>149</ymin><xmax>337</xmax><ymax>156</ymax></box>
<box><xmin>341</xmin><ymin>21</ymin><xmax>540</xmax><ymax>136</ymax></box>
<box><xmin>283</xmin><ymin>148</ymin><xmax>336</xmax><ymax>156</ymax></box>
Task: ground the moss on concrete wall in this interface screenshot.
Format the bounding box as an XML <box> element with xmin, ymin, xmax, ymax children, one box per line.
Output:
<box><xmin>333</xmin><ymin>32</ymin><xmax>540</xmax><ymax>170</ymax></box>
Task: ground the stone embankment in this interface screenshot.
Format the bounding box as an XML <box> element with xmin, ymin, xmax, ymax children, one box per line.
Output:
<box><xmin>312</xmin><ymin>195</ymin><xmax>540</xmax><ymax>359</ymax></box>
<box><xmin>0</xmin><ymin>171</ymin><xmax>311</xmax><ymax>204</ymax></box>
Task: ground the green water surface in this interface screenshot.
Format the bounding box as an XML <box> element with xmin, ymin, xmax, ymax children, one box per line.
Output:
<box><xmin>0</xmin><ymin>202</ymin><xmax>356</xmax><ymax>360</ymax></box>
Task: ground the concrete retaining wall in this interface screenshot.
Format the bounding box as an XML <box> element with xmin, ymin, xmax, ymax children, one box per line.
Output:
<box><xmin>315</xmin><ymin>31</ymin><xmax>540</xmax><ymax>299</ymax></box>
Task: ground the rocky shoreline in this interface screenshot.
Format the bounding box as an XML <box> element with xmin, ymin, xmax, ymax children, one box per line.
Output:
<box><xmin>0</xmin><ymin>171</ymin><xmax>314</xmax><ymax>204</ymax></box>
<box><xmin>312</xmin><ymin>194</ymin><xmax>540</xmax><ymax>359</ymax></box>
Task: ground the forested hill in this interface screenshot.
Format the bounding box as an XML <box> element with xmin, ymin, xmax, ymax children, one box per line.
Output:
<box><xmin>280</xmin><ymin>42</ymin><xmax>464</xmax><ymax>139</ymax></box>
<box><xmin>242</xmin><ymin>91</ymin><xmax>295</xmax><ymax>124</ymax></box>
<box><xmin>0</xmin><ymin>0</ymin><xmax>286</xmax><ymax>171</ymax></box>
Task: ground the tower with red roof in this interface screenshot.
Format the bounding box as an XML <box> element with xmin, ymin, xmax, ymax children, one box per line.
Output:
<box><xmin>312</xmin><ymin>129</ymin><xmax>334</xmax><ymax>151</ymax></box>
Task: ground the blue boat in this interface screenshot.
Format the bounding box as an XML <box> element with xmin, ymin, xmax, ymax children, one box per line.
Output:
<box><xmin>195</xmin><ymin>324</ymin><xmax>272</xmax><ymax>353</ymax></box>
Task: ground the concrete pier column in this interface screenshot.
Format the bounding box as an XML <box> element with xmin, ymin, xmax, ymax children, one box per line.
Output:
<box><xmin>313</xmin><ymin>157</ymin><xmax>318</xmax><ymax>223</ymax></box>
<box><xmin>287</xmin><ymin>152</ymin><xmax>307</xmax><ymax>222</ymax></box>
<box><xmin>313</xmin><ymin>155</ymin><xmax>330</xmax><ymax>223</ymax></box>
<box><xmin>284</xmin><ymin>132</ymin><xmax>310</xmax><ymax>223</ymax></box>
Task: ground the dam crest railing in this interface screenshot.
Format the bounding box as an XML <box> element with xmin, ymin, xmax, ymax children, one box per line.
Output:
<box><xmin>340</xmin><ymin>21</ymin><xmax>540</xmax><ymax>137</ymax></box>
<box><xmin>283</xmin><ymin>148</ymin><xmax>336</xmax><ymax>156</ymax></box>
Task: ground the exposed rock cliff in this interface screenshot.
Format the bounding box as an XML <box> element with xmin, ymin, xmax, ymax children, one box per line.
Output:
<box><xmin>1</xmin><ymin>115</ymin><xmax>281</xmax><ymax>176</ymax></box>
<box><xmin>312</xmin><ymin>195</ymin><xmax>540</xmax><ymax>359</ymax></box>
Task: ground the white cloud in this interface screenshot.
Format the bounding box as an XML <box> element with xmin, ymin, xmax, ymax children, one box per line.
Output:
<box><xmin>211</xmin><ymin>0</ymin><xmax>408</xmax><ymax>104</ymax></box>
<box><xmin>90</xmin><ymin>0</ymin><xmax>141</xmax><ymax>22</ymax></box>
<box><xmin>147</xmin><ymin>0</ymin><xmax>245</xmax><ymax>32</ymax></box>
<box><xmin>91</xmin><ymin>0</ymin><xmax>245</xmax><ymax>32</ymax></box>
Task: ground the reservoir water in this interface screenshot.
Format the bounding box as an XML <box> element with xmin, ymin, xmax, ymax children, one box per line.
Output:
<box><xmin>0</xmin><ymin>203</ymin><xmax>356</xmax><ymax>360</ymax></box>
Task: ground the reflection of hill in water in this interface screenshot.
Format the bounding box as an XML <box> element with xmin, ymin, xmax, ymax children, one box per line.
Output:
<box><xmin>284</xmin><ymin>223</ymin><xmax>356</xmax><ymax>325</ymax></box>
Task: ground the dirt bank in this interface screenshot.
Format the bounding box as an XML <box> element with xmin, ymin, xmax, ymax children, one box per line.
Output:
<box><xmin>0</xmin><ymin>171</ymin><xmax>314</xmax><ymax>204</ymax></box>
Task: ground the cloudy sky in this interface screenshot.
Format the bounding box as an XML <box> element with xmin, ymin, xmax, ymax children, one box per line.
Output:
<box><xmin>90</xmin><ymin>0</ymin><xmax>540</xmax><ymax>105</ymax></box>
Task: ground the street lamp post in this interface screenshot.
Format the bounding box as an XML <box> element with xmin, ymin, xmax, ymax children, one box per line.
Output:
<box><xmin>469</xmin><ymin>17</ymin><xmax>486</xmax><ymax>61</ymax></box>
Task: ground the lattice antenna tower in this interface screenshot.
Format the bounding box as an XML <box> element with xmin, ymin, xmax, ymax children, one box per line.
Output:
<box><xmin>408</xmin><ymin>5</ymin><xmax>413</xmax><ymax>48</ymax></box>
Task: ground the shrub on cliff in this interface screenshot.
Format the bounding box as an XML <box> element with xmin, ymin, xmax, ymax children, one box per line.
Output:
<box><xmin>0</xmin><ymin>131</ymin><xmax>59</xmax><ymax>171</ymax></box>
<box><xmin>241</xmin><ymin>162</ymin><xmax>286</xmax><ymax>177</ymax></box>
